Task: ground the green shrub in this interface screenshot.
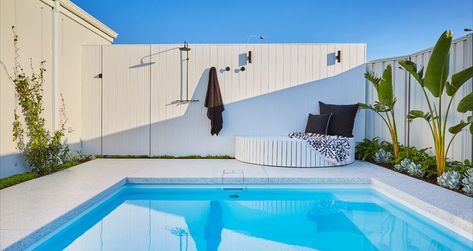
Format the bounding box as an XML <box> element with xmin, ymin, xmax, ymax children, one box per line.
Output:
<box><xmin>0</xmin><ymin>172</ymin><xmax>38</xmax><ymax>190</ymax></box>
<box><xmin>447</xmin><ymin>159</ymin><xmax>472</xmax><ymax>174</ymax></box>
<box><xmin>0</xmin><ymin>154</ymin><xmax>93</xmax><ymax>190</ymax></box>
<box><xmin>355</xmin><ymin>138</ymin><xmax>392</xmax><ymax>162</ymax></box>
<box><xmin>396</xmin><ymin>145</ymin><xmax>436</xmax><ymax>177</ymax></box>
<box><xmin>1</xmin><ymin>27</ymin><xmax>69</xmax><ymax>176</ymax></box>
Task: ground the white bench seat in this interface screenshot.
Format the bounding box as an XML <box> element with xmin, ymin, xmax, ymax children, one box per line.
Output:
<box><xmin>235</xmin><ymin>136</ymin><xmax>355</xmax><ymax>167</ymax></box>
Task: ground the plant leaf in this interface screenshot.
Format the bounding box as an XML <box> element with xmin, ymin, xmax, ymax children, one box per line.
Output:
<box><xmin>364</xmin><ymin>71</ymin><xmax>381</xmax><ymax>88</ymax></box>
<box><xmin>446</xmin><ymin>66</ymin><xmax>473</xmax><ymax>96</ymax></box>
<box><xmin>374</xmin><ymin>101</ymin><xmax>391</xmax><ymax>112</ymax></box>
<box><xmin>449</xmin><ymin>120</ymin><xmax>471</xmax><ymax>134</ymax></box>
<box><xmin>378</xmin><ymin>65</ymin><xmax>394</xmax><ymax>106</ymax></box>
<box><xmin>457</xmin><ymin>91</ymin><xmax>473</xmax><ymax>113</ymax></box>
<box><xmin>423</xmin><ymin>31</ymin><xmax>452</xmax><ymax>97</ymax></box>
<box><xmin>358</xmin><ymin>103</ymin><xmax>372</xmax><ymax>110</ymax></box>
<box><xmin>359</xmin><ymin>103</ymin><xmax>390</xmax><ymax>112</ymax></box>
<box><xmin>408</xmin><ymin>110</ymin><xmax>426</xmax><ymax>121</ymax></box>
<box><xmin>398</xmin><ymin>60</ymin><xmax>424</xmax><ymax>86</ymax></box>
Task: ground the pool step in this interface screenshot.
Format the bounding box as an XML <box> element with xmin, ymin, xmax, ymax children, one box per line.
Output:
<box><xmin>222</xmin><ymin>169</ymin><xmax>244</xmax><ymax>184</ymax></box>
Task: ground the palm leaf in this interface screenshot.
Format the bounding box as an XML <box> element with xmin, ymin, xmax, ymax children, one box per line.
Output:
<box><xmin>449</xmin><ymin>119</ymin><xmax>473</xmax><ymax>134</ymax></box>
<box><xmin>446</xmin><ymin>66</ymin><xmax>473</xmax><ymax>96</ymax></box>
<box><xmin>458</xmin><ymin>91</ymin><xmax>473</xmax><ymax>113</ymax></box>
<box><xmin>364</xmin><ymin>71</ymin><xmax>381</xmax><ymax>89</ymax></box>
<box><xmin>398</xmin><ymin>60</ymin><xmax>424</xmax><ymax>86</ymax></box>
<box><xmin>378</xmin><ymin>64</ymin><xmax>394</xmax><ymax>106</ymax></box>
<box><xmin>408</xmin><ymin>110</ymin><xmax>431</xmax><ymax>122</ymax></box>
<box><xmin>423</xmin><ymin>31</ymin><xmax>452</xmax><ymax>97</ymax></box>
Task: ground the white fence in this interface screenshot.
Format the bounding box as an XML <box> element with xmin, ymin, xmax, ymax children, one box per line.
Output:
<box><xmin>366</xmin><ymin>34</ymin><xmax>473</xmax><ymax>161</ymax></box>
<box><xmin>0</xmin><ymin>0</ymin><xmax>115</xmax><ymax>178</ymax></box>
<box><xmin>81</xmin><ymin>43</ymin><xmax>366</xmax><ymax>156</ymax></box>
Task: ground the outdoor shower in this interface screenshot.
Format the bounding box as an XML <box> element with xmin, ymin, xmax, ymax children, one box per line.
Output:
<box><xmin>171</xmin><ymin>41</ymin><xmax>199</xmax><ymax>105</ymax></box>
<box><xmin>246</xmin><ymin>35</ymin><xmax>264</xmax><ymax>64</ymax></box>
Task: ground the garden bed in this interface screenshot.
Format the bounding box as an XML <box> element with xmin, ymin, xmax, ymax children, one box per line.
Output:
<box><xmin>369</xmin><ymin>160</ymin><xmax>471</xmax><ymax>196</ymax></box>
<box><xmin>356</xmin><ymin>138</ymin><xmax>473</xmax><ymax>197</ymax></box>
<box><xmin>0</xmin><ymin>156</ymin><xmax>93</xmax><ymax>190</ymax></box>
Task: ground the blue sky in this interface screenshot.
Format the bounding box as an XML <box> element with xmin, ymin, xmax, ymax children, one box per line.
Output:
<box><xmin>73</xmin><ymin>0</ymin><xmax>473</xmax><ymax>60</ymax></box>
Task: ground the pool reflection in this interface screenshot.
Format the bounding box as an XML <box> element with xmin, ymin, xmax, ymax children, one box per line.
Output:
<box><xmin>58</xmin><ymin>196</ymin><xmax>469</xmax><ymax>251</ymax></box>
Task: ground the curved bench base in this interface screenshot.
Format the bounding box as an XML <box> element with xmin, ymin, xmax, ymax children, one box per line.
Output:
<box><xmin>235</xmin><ymin>136</ymin><xmax>355</xmax><ymax>168</ymax></box>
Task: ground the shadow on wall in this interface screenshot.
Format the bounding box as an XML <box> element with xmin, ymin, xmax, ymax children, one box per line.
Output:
<box><xmin>81</xmin><ymin>64</ymin><xmax>366</xmax><ymax>157</ymax></box>
<box><xmin>0</xmin><ymin>153</ymin><xmax>26</xmax><ymax>178</ymax></box>
<box><xmin>0</xmin><ymin>142</ymin><xmax>81</xmax><ymax>178</ymax></box>
<box><xmin>1</xmin><ymin>65</ymin><xmax>366</xmax><ymax>177</ymax></box>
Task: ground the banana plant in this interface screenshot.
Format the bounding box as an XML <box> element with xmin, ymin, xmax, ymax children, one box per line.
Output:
<box><xmin>361</xmin><ymin>64</ymin><xmax>400</xmax><ymax>159</ymax></box>
<box><xmin>399</xmin><ymin>31</ymin><xmax>473</xmax><ymax>175</ymax></box>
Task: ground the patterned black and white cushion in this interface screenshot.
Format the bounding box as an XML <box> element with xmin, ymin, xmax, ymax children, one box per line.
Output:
<box><xmin>288</xmin><ymin>132</ymin><xmax>351</xmax><ymax>164</ymax></box>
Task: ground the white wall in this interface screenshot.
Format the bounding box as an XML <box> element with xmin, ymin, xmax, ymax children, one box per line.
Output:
<box><xmin>366</xmin><ymin>34</ymin><xmax>473</xmax><ymax>161</ymax></box>
<box><xmin>82</xmin><ymin>43</ymin><xmax>366</xmax><ymax>156</ymax></box>
<box><xmin>0</xmin><ymin>0</ymin><xmax>116</xmax><ymax>178</ymax></box>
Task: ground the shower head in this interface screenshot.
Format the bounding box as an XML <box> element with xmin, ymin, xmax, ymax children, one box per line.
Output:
<box><xmin>246</xmin><ymin>35</ymin><xmax>265</xmax><ymax>44</ymax></box>
<box><xmin>179</xmin><ymin>41</ymin><xmax>191</xmax><ymax>51</ymax></box>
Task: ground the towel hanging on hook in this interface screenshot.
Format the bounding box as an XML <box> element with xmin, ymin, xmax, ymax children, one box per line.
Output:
<box><xmin>205</xmin><ymin>67</ymin><xmax>224</xmax><ymax>135</ymax></box>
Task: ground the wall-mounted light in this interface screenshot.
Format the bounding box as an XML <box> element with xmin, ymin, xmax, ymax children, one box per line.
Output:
<box><xmin>247</xmin><ymin>35</ymin><xmax>264</xmax><ymax>64</ymax></box>
<box><xmin>335</xmin><ymin>50</ymin><xmax>341</xmax><ymax>63</ymax></box>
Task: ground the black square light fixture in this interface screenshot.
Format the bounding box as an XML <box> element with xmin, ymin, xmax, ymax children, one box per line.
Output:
<box><xmin>335</xmin><ymin>50</ymin><xmax>341</xmax><ymax>63</ymax></box>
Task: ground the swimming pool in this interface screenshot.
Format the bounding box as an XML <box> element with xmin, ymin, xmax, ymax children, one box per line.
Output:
<box><xmin>29</xmin><ymin>185</ymin><xmax>472</xmax><ymax>251</ymax></box>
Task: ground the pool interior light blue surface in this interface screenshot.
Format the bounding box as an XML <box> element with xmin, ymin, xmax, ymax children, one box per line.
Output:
<box><xmin>30</xmin><ymin>185</ymin><xmax>473</xmax><ymax>251</ymax></box>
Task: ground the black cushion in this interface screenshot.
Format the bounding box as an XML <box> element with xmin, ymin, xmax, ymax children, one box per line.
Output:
<box><xmin>305</xmin><ymin>113</ymin><xmax>332</xmax><ymax>134</ymax></box>
<box><xmin>319</xmin><ymin>102</ymin><xmax>358</xmax><ymax>137</ymax></box>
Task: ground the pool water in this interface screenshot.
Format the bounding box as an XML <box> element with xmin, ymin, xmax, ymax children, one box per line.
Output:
<box><xmin>31</xmin><ymin>185</ymin><xmax>472</xmax><ymax>251</ymax></box>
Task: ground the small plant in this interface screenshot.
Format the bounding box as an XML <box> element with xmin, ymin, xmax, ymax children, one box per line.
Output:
<box><xmin>397</xmin><ymin>145</ymin><xmax>436</xmax><ymax>177</ymax></box>
<box><xmin>437</xmin><ymin>171</ymin><xmax>461</xmax><ymax>190</ymax></box>
<box><xmin>405</xmin><ymin>161</ymin><xmax>422</xmax><ymax>177</ymax></box>
<box><xmin>394</xmin><ymin>158</ymin><xmax>410</xmax><ymax>172</ymax></box>
<box><xmin>1</xmin><ymin>27</ymin><xmax>69</xmax><ymax>175</ymax></box>
<box><xmin>462</xmin><ymin>168</ymin><xmax>473</xmax><ymax>196</ymax></box>
<box><xmin>361</xmin><ymin>64</ymin><xmax>400</xmax><ymax>158</ymax></box>
<box><xmin>355</xmin><ymin>138</ymin><xmax>393</xmax><ymax>162</ymax></box>
<box><xmin>446</xmin><ymin>159</ymin><xmax>472</xmax><ymax>174</ymax></box>
<box><xmin>399</xmin><ymin>31</ymin><xmax>473</xmax><ymax>175</ymax></box>
<box><xmin>374</xmin><ymin>148</ymin><xmax>392</xmax><ymax>163</ymax></box>
<box><xmin>393</xmin><ymin>158</ymin><xmax>422</xmax><ymax>176</ymax></box>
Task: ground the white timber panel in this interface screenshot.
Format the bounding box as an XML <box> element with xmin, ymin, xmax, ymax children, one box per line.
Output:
<box><xmin>81</xmin><ymin>46</ymin><xmax>102</xmax><ymax>154</ymax></box>
<box><xmin>102</xmin><ymin>45</ymin><xmax>151</xmax><ymax>155</ymax></box>
<box><xmin>84</xmin><ymin>43</ymin><xmax>367</xmax><ymax>156</ymax></box>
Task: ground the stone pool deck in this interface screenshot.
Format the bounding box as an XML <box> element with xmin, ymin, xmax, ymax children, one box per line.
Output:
<box><xmin>1</xmin><ymin>159</ymin><xmax>472</xmax><ymax>249</ymax></box>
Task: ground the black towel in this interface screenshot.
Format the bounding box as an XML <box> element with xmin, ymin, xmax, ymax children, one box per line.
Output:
<box><xmin>204</xmin><ymin>67</ymin><xmax>224</xmax><ymax>135</ymax></box>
